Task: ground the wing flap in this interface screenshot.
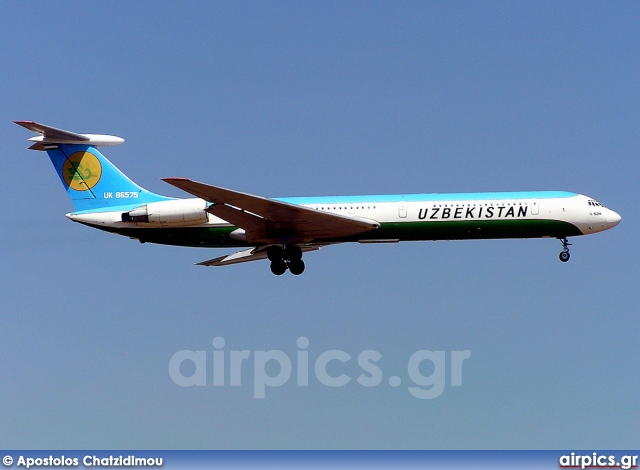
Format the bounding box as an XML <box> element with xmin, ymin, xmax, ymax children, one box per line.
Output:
<box><xmin>197</xmin><ymin>247</ymin><xmax>269</xmax><ymax>266</ymax></box>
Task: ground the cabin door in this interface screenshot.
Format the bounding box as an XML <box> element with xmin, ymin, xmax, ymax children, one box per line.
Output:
<box><xmin>398</xmin><ymin>202</ymin><xmax>407</xmax><ymax>218</ymax></box>
<box><xmin>531</xmin><ymin>200</ymin><xmax>539</xmax><ymax>215</ymax></box>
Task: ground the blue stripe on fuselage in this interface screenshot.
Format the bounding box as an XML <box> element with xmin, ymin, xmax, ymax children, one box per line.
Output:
<box><xmin>278</xmin><ymin>191</ymin><xmax>577</xmax><ymax>206</ymax></box>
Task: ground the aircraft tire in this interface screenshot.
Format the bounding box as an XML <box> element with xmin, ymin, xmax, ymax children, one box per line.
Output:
<box><xmin>284</xmin><ymin>244</ymin><xmax>303</xmax><ymax>261</ymax></box>
<box><xmin>289</xmin><ymin>259</ymin><xmax>305</xmax><ymax>275</ymax></box>
<box><xmin>559</xmin><ymin>251</ymin><xmax>570</xmax><ymax>262</ymax></box>
<box><xmin>270</xmin><ymin>260</ymin><xmax>287</xmax><ymax>275</ymax></box>
<box><xmin>267</xmin><ymin>245</ymin><xmax>284</xmax><ymax>262</ymax></box>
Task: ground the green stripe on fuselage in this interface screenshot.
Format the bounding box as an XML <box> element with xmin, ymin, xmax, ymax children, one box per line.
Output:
<box><xmin>354</xmin><ymin>219</ymin><xmax>582</xmax><ymax>242</ymax></box>
<box><xmin>79</xmin><ymin>218</ymin><xmax>581</xmax><ymax>248</ymax></box>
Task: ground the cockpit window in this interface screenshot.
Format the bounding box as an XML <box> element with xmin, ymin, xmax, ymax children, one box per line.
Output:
<box><xmin>588</xmin><ymin>200</ymin><xmax>603</xmax><ymax>207</ymax></box>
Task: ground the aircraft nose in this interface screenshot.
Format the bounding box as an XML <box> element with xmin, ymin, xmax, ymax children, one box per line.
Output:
<box><xmin>608</xmin><ymin>209</ymin><xmax>622</xmax><ymax>227</ymax></box>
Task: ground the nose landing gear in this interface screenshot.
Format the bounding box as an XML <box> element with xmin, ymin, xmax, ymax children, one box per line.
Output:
<box><xmin>267</xmin><ymin>244</ymin><xmax>305</xmax><ymax>275</ymax></box>
<box><xmin>558</xmin><ymin>237</ymin><xmax>571</xmax><ymax>262</ymax></box>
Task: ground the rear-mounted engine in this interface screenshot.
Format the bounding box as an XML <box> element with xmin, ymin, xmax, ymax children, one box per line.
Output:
<box><xmin>121</xmin><ymin>199</ymin><xmax>208</xmax><ymax>227</ymax></box>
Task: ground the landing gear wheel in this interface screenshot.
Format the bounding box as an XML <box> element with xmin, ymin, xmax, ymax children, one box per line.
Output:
<box><xmin>270</xmin><ymin>260</ymin><xmax>287</xmax><ymax>275</ymax></box>
<box><xmin>558</xmin><ymin>237</ymin><xmax>571</xmax><ymax>263</ymax></box>
<box><xmin>283</xmin><ymin>244</ymin><xmax>303</xmax><ymax>261</ymax></box>
<box><xmin>289</xmin><ymin>259</ymin><xmax>305</xmax><ymax>275</ymax></box>
<box><xmin>267</xmin><ymin>245</ymin><xmax>284</xmax><ymax>262</ymax></box>
<box><xmin>267</xmin><ymin>244</ymin><xmax>305</xmax><ymax>275</ymax></box>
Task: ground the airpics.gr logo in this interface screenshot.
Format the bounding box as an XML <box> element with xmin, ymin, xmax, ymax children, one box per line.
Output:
<box><xmin>62</xmin><ymin>151</ymin><xmax>102</xmax><ymax>191</ymax></box>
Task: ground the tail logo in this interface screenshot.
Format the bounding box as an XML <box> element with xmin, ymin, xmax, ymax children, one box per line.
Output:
<box><xmin>62</xmin><ymin>151</ymin><xmax>102</xmax><ymax>191</ymax></box>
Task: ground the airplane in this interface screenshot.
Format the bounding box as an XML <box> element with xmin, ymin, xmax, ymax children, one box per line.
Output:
<box><xmin>16</xmin><ymin>120</ymin><xmax>621</xmax><ymax>275</ymax></box>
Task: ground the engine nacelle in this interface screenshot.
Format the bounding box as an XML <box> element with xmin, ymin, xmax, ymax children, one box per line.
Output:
<box><xmin>122</xmin><ymin>199</ymin><xmax>208</xmax><ymax>227</ymax></box>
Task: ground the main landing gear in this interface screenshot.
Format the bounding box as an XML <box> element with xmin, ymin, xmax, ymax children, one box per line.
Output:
<box><xmin>267</xmin><ymin>245</ymin><xmax>305</xmax><ymax>276</ymax></box>
<box><xmin>558</xmin><ymin>237</ymin><xmax>571</xmax><ymax>262</ymax></box>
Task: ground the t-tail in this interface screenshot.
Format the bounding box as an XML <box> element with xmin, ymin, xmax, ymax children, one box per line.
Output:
<box><xmin>15</xmin><ymin>121</ymin><xmax>171</xmax><ymax>212</ymax></box>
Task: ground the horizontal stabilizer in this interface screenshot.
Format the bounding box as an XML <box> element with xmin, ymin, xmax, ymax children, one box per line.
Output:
<box><xmin>15</xmin><ymin>120</ymin><xmax>124</xmax><ymax>150</ymax></box>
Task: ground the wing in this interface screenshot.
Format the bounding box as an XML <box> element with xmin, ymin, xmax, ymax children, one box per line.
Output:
<box><xmin>197</xmin><ymin>245</ymin><xmax>323</xmax><ymax>267</ymax></box>
<box><xmin>162</xmin><ymin>178</ymin><xmax>380</xmax><ymax>244</ymax></box>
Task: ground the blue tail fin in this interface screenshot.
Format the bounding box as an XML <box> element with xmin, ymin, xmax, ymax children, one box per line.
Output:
<box><xmin>16</xmin><ymin>121</ymin><xmax>171</xmax><ymax>212</ymax></box>
<box><xmin>45</xmin><ymin>144</ymin><xmax>171</xmax><ymax>212</ymax></box>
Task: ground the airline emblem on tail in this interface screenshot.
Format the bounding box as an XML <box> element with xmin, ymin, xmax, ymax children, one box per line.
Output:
<box><xmin>63</xmin><ymin>151</ymin><xmax>102</xmax><ymax>191</ymax></box>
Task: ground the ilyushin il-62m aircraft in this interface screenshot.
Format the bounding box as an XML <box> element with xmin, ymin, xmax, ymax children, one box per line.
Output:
<box><xmin>16</xmin><ymin>121</ymin><xmax>621</xmax><ymax>276</ymax></box>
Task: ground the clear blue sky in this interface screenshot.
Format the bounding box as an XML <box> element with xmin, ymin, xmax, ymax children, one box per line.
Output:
<box><xmin>1</xmin><ymin>2</ymin><xmax>637</xmax><ymax>449</ymax></box>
